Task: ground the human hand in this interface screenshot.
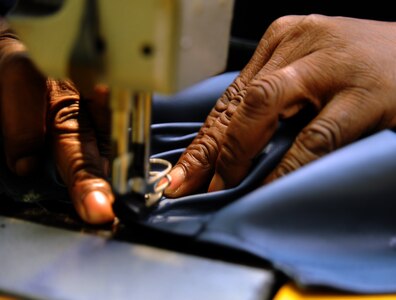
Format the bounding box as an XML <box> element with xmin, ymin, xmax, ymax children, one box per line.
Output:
<box><xmin>0</xmin><ymin>18</ymin><xmax>47</xmax><ymax>176</ymax></box>
<box><xmin>165</xmin><ymin>15</ymin><xmax>396</xmax><ymax>197</ymax></box>
<box><xmin>0</xmin><ymin>18</ymin><xmax>114</xmax><ymax>224</ymax></box>
<box><xmin>47</xmin><ymin>80</ymin><xmax>114</xmax><ymax>224</ymax></box>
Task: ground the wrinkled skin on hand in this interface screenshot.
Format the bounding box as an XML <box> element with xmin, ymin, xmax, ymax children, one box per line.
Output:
<box><xmin>0</xmin><ymin>18</ymin><xmax>114</xmax><ymax>224</ymax></box>
<box><xmin>47</xmin><ymin>80</ymin><xmax>114</xmax><ymax>224</ymax></box>
<box><xmin>165</xmin><ymin>15</ymin><xmax>396</xmax><ymax>197</ymax></box>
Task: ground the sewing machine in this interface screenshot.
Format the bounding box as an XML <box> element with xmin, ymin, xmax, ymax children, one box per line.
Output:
<box><xmin>6</xmin><ymin>3</ymin><xmax>391</xmax><ymax>300</ymax></box>
<box><xmin>7</xmin><ymin>0</ymin><xmax>234</xmax><ymax>220</ymax></box>
<box><xmin>0</xmin><ymin>2</ymin><xmax>277</xmax><ymax>299</ymax></box>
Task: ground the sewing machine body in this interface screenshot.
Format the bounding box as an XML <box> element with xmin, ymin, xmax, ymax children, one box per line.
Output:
<box><xmin>8</xmin><ymin>0</ymin><xmax>234</xmax><ymax>93</ymax></box>
<box><xmin>7</xmin><ymin>0</ymin><xmax>234</xmax><ymax>209</ymax></box>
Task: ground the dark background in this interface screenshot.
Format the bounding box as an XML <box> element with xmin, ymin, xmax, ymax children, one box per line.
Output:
<box><xmin>226</xmin><ymin>1</ymin><xmax>396</xmax><ymax>71</ymax></box>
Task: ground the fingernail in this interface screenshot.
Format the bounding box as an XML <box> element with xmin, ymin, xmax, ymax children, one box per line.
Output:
<box><xmin>164</xmin><ymin>166</ymin><xmax>185</xmax><ymax>196</ymax></box>
<box><xmin>82</xmin><ymin>191</ymin><xmax>115</xmax><ymax>224</ymax></box>
<box><xmin>208</xmin><ymin>173</ymin><xmax>225</xmax><ymax>192</ymax></box>
<box><xmin>15</xmin><ymin>156</ymin><xmax>38</xmax><ymax>176</ymax></box>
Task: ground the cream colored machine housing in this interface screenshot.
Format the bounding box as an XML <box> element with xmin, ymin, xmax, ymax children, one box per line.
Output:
<box><xmin>8</xmin><ymin>0</ymin><xmax>234</xmax><ymax>208</ymax></box>
<box><xmin>8</xmin><ymin>0</ymin><xmax>234</xmax><ymax>93</ymax></box>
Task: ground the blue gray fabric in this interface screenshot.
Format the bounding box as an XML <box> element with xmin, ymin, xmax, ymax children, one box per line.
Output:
<box><xmin>1</xmin><ymin>71</ymin><xmax>396</xmax><ymax>294</ymax></box>
<box><xmin>148</xmin><ymin>72</ymin><xmax>396</xmax><ymax>294</ymax></box>
<box><xmin>198</xmin><ymin>130</ymin><xmax>396</xmax><ymax>294</ymax></box>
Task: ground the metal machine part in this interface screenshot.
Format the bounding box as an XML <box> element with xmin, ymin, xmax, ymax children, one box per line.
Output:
<box><xmin>110</xmin><ymin>89</ymin><xmax>172</xmax><ymax>212</ymax></box>
<box><xmin>7</xmin><ymin>0</ymin><xmax>234</xmax><ymax>219</ymax></box>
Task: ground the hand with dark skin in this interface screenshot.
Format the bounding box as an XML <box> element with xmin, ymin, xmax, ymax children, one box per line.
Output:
<box><xmin>165</xmin><ymin>15</ymin><xmax>396</xmax><ymax>197</ymax></box>
<box><xmin>47</xmin><ymin>80</ymin><xmax>114</xmax><ymax>224</ymax></box>
<box><xmin>0</xmin><ymin>18</ymin><xmax>115</xmax><ymax>224</ymax></box>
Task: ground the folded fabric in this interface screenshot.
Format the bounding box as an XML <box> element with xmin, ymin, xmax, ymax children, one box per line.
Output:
<box><xmin>148</xmin><ymin>72</ymin><xmax>396</xmax><ymax>294</ymax></box>
<box><xmin>2</xmin><ymin>71</ymin><xmax>396</xmax><ymax>294</ymax></box>
<box><xmin>148</xmin><ymin>123</ymin><xmax>396</xmax><ymax>294</ymax></box>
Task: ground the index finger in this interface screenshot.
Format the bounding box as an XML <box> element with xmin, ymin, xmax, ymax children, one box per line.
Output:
<box><xmin>208</xmin><ymin>54</ymin><xmax>329</xmax><ymax>191</ymax></box>
<box><xmin>164</xmin><ymin>32</ymin><xmax>289</xmax><ymax>197</ymax></box>
<box><xmin>164</xmin><ymin>16</ymin><xmax>307</xmax><ymax>197</ymax></box>
<box><xmin>47</xmin><ymin>79</ymin><xmax>115</xmax><ymax>224</ymax></box>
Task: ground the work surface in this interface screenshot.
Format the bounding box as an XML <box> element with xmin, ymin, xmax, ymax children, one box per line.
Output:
<box><xmin>0</xmin><ymin>71</ymin><xmax>281</xmax><ymax>299</ymax></box>
<box><xmin>0</xmin><ymin>199</ymin><xmax>278</xmax><ymax>300</ymax></box>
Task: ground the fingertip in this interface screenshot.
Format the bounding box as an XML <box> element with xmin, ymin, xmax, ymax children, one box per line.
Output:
<box><xmin>81</xmin><ymin>191</ymin><xmax>115</xmax><ymax>224</ymax></box>
<box><xmin>164</xmin><ymin>166</ymin><xmax>185</xmax><ymax>198</ymax></box>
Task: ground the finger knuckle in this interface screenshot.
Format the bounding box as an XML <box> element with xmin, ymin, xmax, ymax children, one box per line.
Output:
<box><xmin>50</xmin><ymin>101</ymin><xmax>81</xmax><ymax>133</ymax></box>
<box><xmin>218</xmin><ymin>111</ymin><xmax>232</xmax><ymax>128</ymax></box>
<box><xmin>298</xmin><ymin>15</ymin><xmax>336</xmax><ymax>38</ymax></box>
<box><xmin>270</xmin><ymin>15</ymin><xmax>296</xmax><ymax>31</ymax></box>
<box><xmin>216</xmin><ymin>138</ymin><xmax>241</xmax><ymax>173</ymax></box>
<box><xmin>231</xmin><ymin>88</ymin><xmax>247</xmax><ymax>106</ymax></box>
<box><xmin>214</xmin><ymin>95</ymin><xmax>231</xmax><ymax>113</ymax></box>
<box><xmin>182</xmin><ymin>134</ymin><xmax>220</xmax><ymax>170</ymax></box>
<box><xmin>245</xmin><ymin>75</ymin><xmax>282</xmax><ymax>112</ymax></box>
<box><xmin>47</xmin><ymin>80</ymin><xmax>85</xmax><ymax>134</ymax></box>
<box><xmin>268</xmin><ymin>15</ymin><xmax>321</xmax><ymax>34</ymax></box>
<box><xmin>296</xmin><ymin>118</ymin><xmax>342</xmax><ymax>158</ymax></box>
<box><xmin>300</xmin><ymin>14</ymin><xmax>327</xmax><ymax>27</ymax></box>
<box><xmin>218</xmin><ymin>99</ymin><xmax>240</xmax><ymax>128</ymax></box>
<box><xmin>223</xmin><ymin>77</ymin><xmax>245</xmax><ymax>101</ymax></box>
<box><xmin>271</xmin><ymin>159</ymin><xmax>298</xmax><ymax>178</ymax></box>
<box><xmin>47</xmin><ymin>79</ymin><xmax>79</xmax><ymax>101</ymax></box>
<box><xmin>216</xmin><ymin>78</ymin><xmax>246</xmax><ymax>115</ymax></box>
